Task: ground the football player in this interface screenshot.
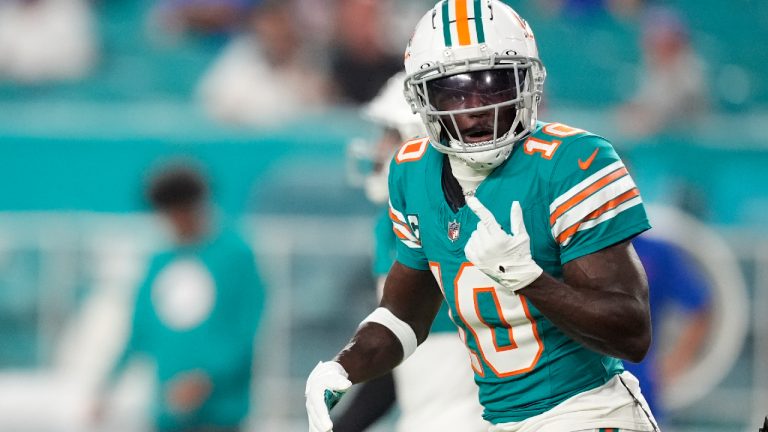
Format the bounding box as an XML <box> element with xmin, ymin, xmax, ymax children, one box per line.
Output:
<box><xmin>336</xmin><ymin>72</ymin><xmax>489</xmax><ymax>432</ymax></box>
<box><xmin>306</xmin><ymin>1</ymin><xmax>659</xmax><ymax>431</ymax></box>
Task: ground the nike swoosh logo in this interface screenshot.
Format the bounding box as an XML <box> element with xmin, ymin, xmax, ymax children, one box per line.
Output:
<box><xmin>578</xmin><ymin>148</ymin><xmax>599</xmax><ymax>170</ymax></box>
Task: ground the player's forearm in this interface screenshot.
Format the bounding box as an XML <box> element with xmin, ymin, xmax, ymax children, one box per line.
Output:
<box><xmin>333</xmin><ymin>263</ymin><xmax>442</xmax><ymax>383</ymax></box>
<box><xmin>334</xmin><ymin>323</ymin><xmax>405</xmax><ymax>384</ymax></box>
<box><xmin>519</xmin><ymin>273</ymin><xmax>650</xmax><ymax>362</ymax></box>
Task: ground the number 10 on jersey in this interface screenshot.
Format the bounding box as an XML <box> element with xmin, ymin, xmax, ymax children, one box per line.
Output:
<box><xmin>430</xmin><ymin>262</ymin><xmax>544</xmax><ymax>378</ymax></box>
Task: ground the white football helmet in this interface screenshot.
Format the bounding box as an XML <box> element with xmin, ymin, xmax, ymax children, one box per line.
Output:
<box><xmin>347</xmin><ymin>72</ymin><xmax>427</xmax><ymax>204</ymax></box>
<box><xmin>404</xmin><ymin>0</ymin><xmax>546</xmax><ymax>170</ymax></box>
<box><xmin>364</xmin><ymin>72</ymin><xmax>426</xmax><ymax>141</ymax></box>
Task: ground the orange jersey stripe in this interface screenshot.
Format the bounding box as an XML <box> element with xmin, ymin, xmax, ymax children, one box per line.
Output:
<box><xmin>389</xmin><ymin>208</ymin><xmax>415</xmax><ymax>236</ymax></box>
<box><xmin>556</xmin><ymin>188</ymin><xmax>640</xmax><ymax>244</ymax></box>
<box><xmin>584</xmin><ymin>188</ymin><xmax>640</xmax><ymax>222</ymax></box>
<box><xmin>389</xmin><ymin>208</ymin><xmax>407</xmax><ymax>226</ymax></box>
<box><xmin>549</xmin><ymin>167</ymin><xmax>628</xmax><ymax>226</ymax></box>
<box><xmin>393</xmin><ymin>227</ymin><xmax>408</xmax><ymax>240</ymax></box>
<box><xmin>455</xmin><ymin>0</ymin><xmax>471</xmax><ymax>46</ymax></box>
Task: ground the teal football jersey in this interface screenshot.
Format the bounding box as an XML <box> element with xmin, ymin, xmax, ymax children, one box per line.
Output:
<box><xmin>387</xmin><ymin>122</ymin><xmax>650</xmax><ymax>424</ymax></box>
<box><xmin>373</xmin><ymin>207</ymin><xmax>455</xmax><ymax>333</ymax></box>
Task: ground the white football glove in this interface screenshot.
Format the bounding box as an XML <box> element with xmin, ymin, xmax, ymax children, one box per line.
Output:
<box><xmin>464</xmin><ymin>196</ymin><xmax>543</xmax><ymax>292</ymax></box>
<box><xmin>305</xmin><ymin>361</ymin><xmax>352</xmax><ymax>432</ymax></box>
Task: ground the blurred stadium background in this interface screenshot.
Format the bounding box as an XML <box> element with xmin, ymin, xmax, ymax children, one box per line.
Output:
<box><xmin>0</xmin><ymin>0</ymin><xmax>766</xmax><ymax>431</ymax></box>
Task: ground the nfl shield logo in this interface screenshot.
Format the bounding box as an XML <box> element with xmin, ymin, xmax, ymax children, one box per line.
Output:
<box><xmin>447</xmin><ymin>220</ymin><xmax>461</xmax><ymax>242</ymax></box>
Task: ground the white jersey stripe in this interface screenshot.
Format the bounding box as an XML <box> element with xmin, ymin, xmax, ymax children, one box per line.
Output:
<box><xmin>559</xmin><ymin>197</ymin><xmax>643</xmax><ymax>247</ymax></box>
<box><xmin>400</xmin><ymin>238</ymin><xmax>422</xmax><ymax>249</ymax></box>
<box><xmin>551</xmin><ymin>175</ymin><xmax>637</xmax><ymax>239</ymax></box>
<box><xmin>576</xmin><ymin>196</ymin><xmax>643</xmax><ymax>233</ymax></box>
<box><xmin>389</xmin><ymin>200</ymin><xmax>408</xmax><ymax>225</ymax></box>
<box><xmin>393</xmin><ymin>222</ymin><xmax>420</xmax><ymax>243</ymax></box>
<box><xmin>549</xmin><ymin>161</ymin><xmax>625</xmax><ymax>213</ymax></box>
<box><xmin>389</xmin><ymin>199</ymin><xmax>421</xmax><ymax>248</ymax></box>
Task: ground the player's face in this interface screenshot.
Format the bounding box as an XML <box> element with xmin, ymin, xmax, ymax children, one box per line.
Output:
<box><xmin>427</xmin><ymin>69</ymin><xmax>521</xmax><ymax>144</ymax></box>
<box><xmin>163</xmin><ymin>204</ymin><xmax>208</xmax><ymax>243</ymax></box>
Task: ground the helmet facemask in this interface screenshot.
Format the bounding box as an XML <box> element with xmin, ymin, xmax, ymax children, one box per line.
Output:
<box><xmin>406</xmin><ymin>55</ymin><xmax>545</xmax><ymax>169</ymax></box>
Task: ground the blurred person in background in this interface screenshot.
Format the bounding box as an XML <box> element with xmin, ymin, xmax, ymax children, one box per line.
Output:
<box><xmin>93</xmin><ymin>164</ymin><xmax>266</xmax><ymax>432</ymax></box>
<box><xmin>627</xmin><ymin>233</ymin><xmax>712</xmax><ymax>425</ymax></box>
<box><xmin>306</xmin><ymin>1</ymin><xmax>659</xmax><ymax>431</ymax></box>
<box><xmin>0</xmin><ymin>0</ymin><xmax>96</xmax><ymax>83</ymax></box>
<box><xmin>335</xmin><ymin>72</ymin><xmax>489</xmax><ymax>432</ymax></box>
<box><xmin>616</xmin><ymin>6</ymin><xmax>709</xmax><ymax>137</ymax></box>
<box><xmin>329</xmin><ymin>0</ymin><xmax>403</xmax><ymax>104</ymax></box>
<box><xmin>147</xmin><ymin>0</ymin><xmax>260</xmax><ymax>38</ymax></box>
<box><xmin>605</xmin><ymin>0</ymin><xmax>645</xmax><ymax>20</ymax></box>
<box><xmin>533</xmin><ymin>0</ymin><xmax>645</xmax><ymax>19</ymax></box>
<box><xmin>533</xmin><ymin>0</ymin><xmax>607</xmax><ymax>19</ymax></box>
<box><xmin>197</xmin><ymin>0</ymin><xmax>330</xmax><ymax>126</ymax></box>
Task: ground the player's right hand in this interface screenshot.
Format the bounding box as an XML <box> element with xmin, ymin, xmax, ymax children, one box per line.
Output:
<box><xmin>305</xmin><ymin>361</ymin><xmax>352</xmax><ymax>432</ymax></box>
<box><xmin>464</xmin><ymin>196</ymin><xmax>543</xmax><ymax>292</ymax></box>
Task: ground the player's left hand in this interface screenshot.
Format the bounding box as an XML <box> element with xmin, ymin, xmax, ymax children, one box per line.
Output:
<box><xmin>464</xmin><ymin>196</ymin><xmax>543</xmax><ymax>292</ymax></box>
<box><xmin>305</xmin><ymin>361</ymin><xmax>352</xmax><ymax>432</ymax></box>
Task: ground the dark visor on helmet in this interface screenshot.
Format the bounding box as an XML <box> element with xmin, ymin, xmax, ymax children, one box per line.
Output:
<box><xmin>426</xmin><ymin>69</ymin><xmax>527</xmax><ymax>111</ymax></box>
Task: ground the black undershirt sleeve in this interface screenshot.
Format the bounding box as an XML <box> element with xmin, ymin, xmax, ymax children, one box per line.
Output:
<box><xmin>331</xmin><ymin>372</ymin><xmax>397</xmax><ymax>432</ymax></box>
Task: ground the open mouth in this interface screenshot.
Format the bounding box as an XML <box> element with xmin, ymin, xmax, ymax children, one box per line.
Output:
<box><xmin>462</xmin><ymin>127</ymin><xmax>495</xmax><ymax>144</ymax></box>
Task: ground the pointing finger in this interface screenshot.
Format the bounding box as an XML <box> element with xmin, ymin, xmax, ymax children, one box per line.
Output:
<box><xmin>465</xmin><ymin>195</ymin><xmax>498</xmax><ymax>228</ymax></box>
<box><xmin>509</xmin><ymin>201</ymin><xmax>526</xmax><ymax>237</ymax></box>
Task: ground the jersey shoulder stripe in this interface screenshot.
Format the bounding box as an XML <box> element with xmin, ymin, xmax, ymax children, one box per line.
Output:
<box><xmin>549</xmin><ymin>159</ymin><xmax>641</xmax><ymax>245</ymax></box>
<box><xmin>556</xmin><ymin>191</ymin><xmax>643</xmax><ymax>245</ymax></box>
<box><xmin>389</xmin><ymin>200</ymin><xmax>421</xmax><ymax>249</ymax></box>
<box><xmin>549</xmin><ymin>162</ymin><xmax>628</xmax><ymax>222</ymax></box>
<box><xmin>535</xmin><ymin>122</ymin><xmax>646</xmax><ymax>248</ymax></box>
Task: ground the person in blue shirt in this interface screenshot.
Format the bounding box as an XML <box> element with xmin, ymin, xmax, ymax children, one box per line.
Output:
<box><xmin>95</xmin><ymin>164</ymin><xmax>266</xmax><ymax>432</ymax></box>
<box><xmin>627</xmin><ymin>234</ymin><xmax>711</xmax><ymax>421</ymax></box>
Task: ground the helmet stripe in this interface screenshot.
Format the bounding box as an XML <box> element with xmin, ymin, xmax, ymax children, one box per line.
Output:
<box><xmin>442</xmin><ymin>0</ymin><xmax>485</xmax><ymax>47</ymax></box>
<box><xmin>441</xmin><ymin>1</ymin><xmax>452</xmax><ymax>47</ymax></box>
<box><xmin>455</xmin><ymin>0</ymin><xmax>471</xmax><ymax>45</ymax></box>
<box><xmin>473</xmin><ymin>0</ymin><xmax>485</xmax><ymax>43</ymax></box>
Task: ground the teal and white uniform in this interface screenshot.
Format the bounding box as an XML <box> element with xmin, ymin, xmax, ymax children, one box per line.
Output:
<box><xmin>388</xmin><ymin>122</ymin><xmax>651</xmax><ymax>426</ymax></box>
<box><xmin>374</xmin><ymin>207</ymin><xmax>455</xmax><ymax>334</ymax></box>
<box><xmin>108</xmin><ymin>226</ymin><xmax>266</xmax><ymax>431</ymax></box>
<box><xmin>374</xmin><ymin>208</ymin><xmax>489</xmax><ymax>432</ymax></box>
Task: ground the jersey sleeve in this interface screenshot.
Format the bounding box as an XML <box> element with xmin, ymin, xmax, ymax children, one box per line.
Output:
<box><xmin>387</xmin><ymin>157</ymin><xmax>430</xmax><ymax>271</ymax></box>
<box><xmin>372</xmin><ymin>207</ymin><xmax>397</xmax><ymax>277</ymax></box>
<box><xmin>548</xmin><ymin>135</ymin><xmax>651</xmax><ymax>264</ymax></box>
